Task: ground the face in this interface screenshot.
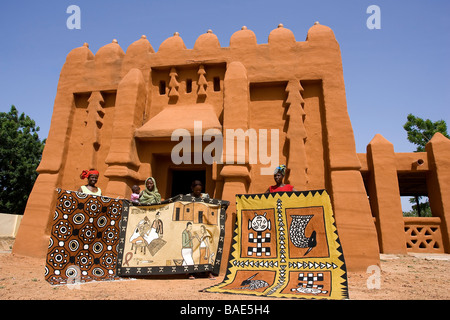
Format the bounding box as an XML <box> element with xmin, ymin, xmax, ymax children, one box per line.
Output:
<box><xmin>274</xmin><ymin>172</ymin><xmax>283</xmax><ymax>184</ymax></box>
<box><xmin>192</xmin><ymin>185</ymin><xmax>202</xmax><ymax>197</ymax></box>
<box><xmin>88</xmin><ymin>174</ymin><xmax>98</xmax><ymax>186</ymax></box>
<box><xmin>146</xmin><ymin>179</ymin><xmax>154</xmax><ymax>191</ymax></box>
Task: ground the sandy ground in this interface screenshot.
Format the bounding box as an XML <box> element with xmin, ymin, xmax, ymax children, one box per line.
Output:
<box><xmin>1</xmin><ymin>237</ymin><xmax>449</xmax><ymax>302</ymax></box>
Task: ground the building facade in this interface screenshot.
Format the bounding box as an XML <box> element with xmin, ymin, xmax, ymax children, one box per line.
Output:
<box><xmin>13</xmin><ymin>24</ymin><xmax>450</xmax><ymax>271</ymax></box>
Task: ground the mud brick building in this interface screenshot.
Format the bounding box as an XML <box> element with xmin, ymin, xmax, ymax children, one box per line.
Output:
<box><xmin>13</xmin><ymin>23</ymin><xmax>450</xmax><ymax>271</ymax></box>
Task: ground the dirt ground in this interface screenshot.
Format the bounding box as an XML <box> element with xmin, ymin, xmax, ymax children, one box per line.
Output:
<box><xmin>1</xmin><ymin>237</ymin><xmax>449</xmax><ymax>301</ymax></box>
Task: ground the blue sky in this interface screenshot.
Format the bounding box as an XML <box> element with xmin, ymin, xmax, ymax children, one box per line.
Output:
<box><xmin>0</xmin><ymin>0</ymin><xmax>449</xmax><ymax>155</ymax></box>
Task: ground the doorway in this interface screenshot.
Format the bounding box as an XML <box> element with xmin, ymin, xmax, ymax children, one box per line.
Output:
<box><xmin>170</xmin><ymin>169</ymin><xmax>206</xmax><ymax>197</ymax></box>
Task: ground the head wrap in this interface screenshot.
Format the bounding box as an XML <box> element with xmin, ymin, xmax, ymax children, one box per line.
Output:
<box><xmin>139</xmin><ymin>177</ymin><xmax>162</xmax><ymax>205</ymax></box>
<box><xmin>80</xmin><ymin>169</ymin><xmax>100</xmax><ymax>179</ymax></box>
<box><xmin>274</xmin><ymin>165</ymin><xmax>286</xmax><ymax>176</ymax></box>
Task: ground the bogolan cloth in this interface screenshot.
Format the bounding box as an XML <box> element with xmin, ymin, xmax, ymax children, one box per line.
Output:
<box><xmin>116</xmin><ymin>194</ymin><xmax>228</xmax><ymax>276</ymax></box>
<box><xmin>45</xmin><ymin>189</ymin><xmax>123</xmax><ymax>285</ymax></box>
<box><xmin>204</xmin><ymin>190</ymin><xmax>349</xmax><ymax>300</ymax></box>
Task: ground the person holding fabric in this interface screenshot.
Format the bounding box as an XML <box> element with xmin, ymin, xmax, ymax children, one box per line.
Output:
<box><xmin>265</xmin><ymin>165</ymin><xmax>297</xmax><ymax>193</ymax></box>
<box><xmin>139</xmin><ymin>177</ymin><xmax>161</xmax><ymax>205</ymax></box>
<box><xmin>187</xmin><ymin>180</ymin><xmax>209</xmax><ymax>199</ymax></box>
<box><xmin>78</xmin><ymin>169</ymin><xmax>102</xmax><ymax>195</ymax></box>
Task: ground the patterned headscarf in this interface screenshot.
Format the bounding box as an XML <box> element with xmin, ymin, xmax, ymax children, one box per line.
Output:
<box><xmin>274</xmin><ymin>165</ymin><xmax>286</xmax><ymax>176</ymax></box>
<box><xmin>80</xmin><ymin>169</ymin><xmax>99</xmax><ymax>179</ymax></box>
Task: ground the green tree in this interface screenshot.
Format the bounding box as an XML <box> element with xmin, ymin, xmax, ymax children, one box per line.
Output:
<box><xmin>402</xmin><ymin>114</ymin><xmax>448</xmax><ymax>217</ymax></box>
<box><xmin>0</xmin><ymin>105</ymin><xmax>46</xmax><ymax>215</ymax></box>
<box><xmin>403</xmin><ymin>113</ymin><xmax>449</xmax><ymax>152</ymax></box>
<box><xmin>402</xmin><ymin>196</ymin><xmax>432</xmax><ymax>217</ymax></box>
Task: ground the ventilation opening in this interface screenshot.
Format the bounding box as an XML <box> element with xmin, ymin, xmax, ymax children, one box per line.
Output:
<box><xmin>186</xmin><ymin>79</ymin><xmax>192</xmax><ymax>93</ymax></box>
<box><xmin>159</xmin><ymin>81</ymin><xmax>166</xmax><ymax>95</ymax></box>
<box><xmin>213</xmin><ymin>77</ymin><xmax>220</xmax><ymax>91</ymax></box>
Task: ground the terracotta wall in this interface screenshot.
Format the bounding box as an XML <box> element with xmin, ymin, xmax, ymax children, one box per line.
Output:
<box><xmin>359</xmin><ymin>133</ymin><xmax>450</xmax><ymax>254</ymax></box>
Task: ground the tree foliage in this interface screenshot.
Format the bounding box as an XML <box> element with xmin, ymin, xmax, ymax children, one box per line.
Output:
<box><xmin>402</xmin><ymin>196</ymin><xmax>432</xmax><ymax>217</ymax></box>
<box><xmin>0</xmin><ymin>105</ymin><xmax>46</xmax><ymax>214</ymax></box>
<box><xmin>402</xmin><ymin>114</ymin><xmax>448</xmax><ymax>217</ymax></box>
<box><xmin>403</xmin><ymin>113</ymin><xmax>449</xmax><ymax>152</ymax></box>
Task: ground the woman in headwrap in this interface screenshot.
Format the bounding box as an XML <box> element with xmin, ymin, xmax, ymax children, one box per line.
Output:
<box><xmin>139</xmin><ymin>177</ymin><xmax>161</xmax><ymax>205</ymax></box>
<box><xmin>78</xmin><ymin>169</ymin><xmax>102</xmax><ymax>195</ymax></box>
<box><xmin>265</xmin><ymin>165</ymin><xmax>297</xmax><ymax>193</ymax></box>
